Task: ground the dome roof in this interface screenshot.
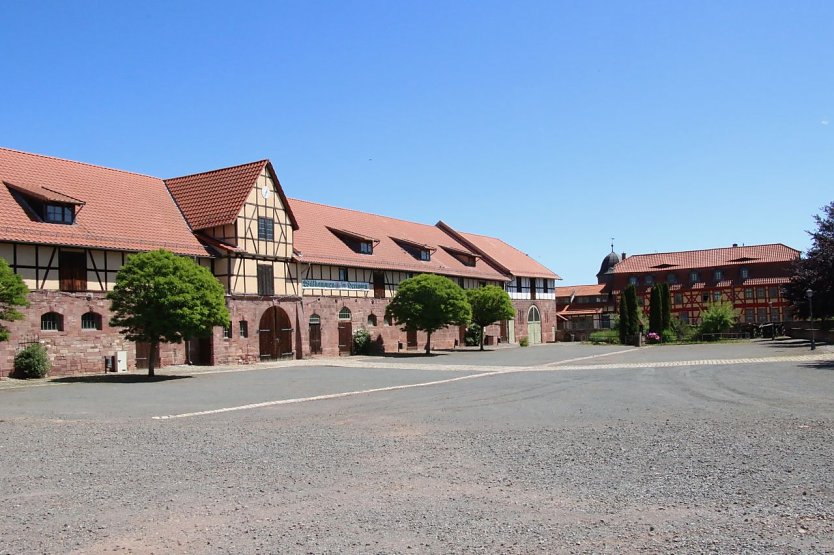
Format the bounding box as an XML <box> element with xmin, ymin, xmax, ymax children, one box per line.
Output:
<box><xmin>596</xmin><ymin>250</ymin><xmax>621</xmax><ymax>277</ymax></box>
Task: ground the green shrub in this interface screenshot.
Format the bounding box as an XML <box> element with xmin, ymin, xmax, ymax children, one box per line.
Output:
<box><xmin>464</xmin><ymin>323</ymin><xmax>481</xmax><ymax>347</ymax></box>
<box><xmin>699</xmin><ymin>301</ymin><xmax>739</xmax><ymax>337</ymax></box>
<box><xmin>13</xmin><ymin>343</ymin><xmax>51</xmax><ymax>379</ymax></box>
<box><xmin>519</xmin><ymin>336</ymin><xmax>529</xmax><ymax>347</ymax></box>
<box><xmin>661</xmin><ymin>329</ymin><xmax>676</xmax><ymax>343</ymax></box>
<box><xmin>589</xmin><ymin>330</ymin><xmax>620</xmax><ymax>344</ymax></box>
<box><xmin>352</xmin><ymin>328</ymin><xmax>372</xmax><ymax>355</ymax></box>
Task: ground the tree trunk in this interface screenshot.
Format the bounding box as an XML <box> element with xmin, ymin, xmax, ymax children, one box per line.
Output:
<box><xmin>425</xmin><ymin>332</ymin><xmax>431</xmax><ymax>354</ymax></box>
<box><xmin>479</xmin><ymin>327</ymin><xmax>485</xmax><ymax>351</ymax></box>
<box><xmin>147</xmin><ymin>340</ymin><xmax>157</xmax><ymax>377</ymax></box>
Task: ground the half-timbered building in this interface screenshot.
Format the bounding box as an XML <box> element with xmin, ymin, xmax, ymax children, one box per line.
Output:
<box><xmin>0</xmin><ymin>147</ymin><xmax>210</xmax><ymax>373</ymax></box>
<box><xmin>436</xmin><ymin>223</ymin><xmax>562</xmax><ymax>344</ymax></box>
<box><xmin>555</xmin><ymin>244</ymin><xmax>801</xmax><ymax>336</ymax></box>
<box><xmin>608</xmin><ymin>244</ymin><xmax>800</xmax><ymax>326</ymax></box>
<box><xmin>0</xmin><ymin>146</ymin><xmax>563</xmax><ymax>375</ymax></box>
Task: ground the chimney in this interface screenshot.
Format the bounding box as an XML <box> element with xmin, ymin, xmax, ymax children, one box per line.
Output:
<box><xmin>621</xmin><ymin>252</ymin><xmax>627</xmax><ymax>260</ymax></box>
<box><xmin>732</xmin><ymin>243</ymin><xmax>738</xmax><ymax>247</ymax></box>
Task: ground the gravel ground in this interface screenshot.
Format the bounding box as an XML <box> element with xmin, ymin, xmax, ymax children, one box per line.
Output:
<box><xmin>1</xmin><ymin>345</ymin><xmax>833</xmax><ymax>554</ymax></box>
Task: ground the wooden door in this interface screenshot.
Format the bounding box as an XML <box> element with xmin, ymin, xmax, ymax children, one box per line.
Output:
<box><xmin>309</xmin><ymin>322</ymin><xmax>322</xmax><ymax>354</ymax></box>
<box><xmin>373</xmin><ymin>272</ymin><xmax>386</xmax><ymax>299</ymax></box>
<box><xmin>406</xmin><ymin>328</ymin><xmax>418</xmax><ymax>350</ymax></box>
<box><xmin>499</xmin><ymin>320</ymin><xmax>508</xmax><ymax>343</ymax></box>
<box><xmin>259</xmin><ymin>307</ymin><xmax>293</xmax><ymax>360</ymax></box>
<box><xmin>59</xmin><ymin>251</ymin><xmax>87</xmax><ymax>292</ymax></box>
<box><xmin>338</xmin><ymin>321</ymin><xmax>352</xmax><ymax>355</ymax></box>
<box><xmin>527</xmin><ymin>306</ymin><xmax>542</xmax><ymax>345</ymax></box>
<box><xmin>135</xmin><ymin>341</ymin><xmax>160</xmax><ymax>369</ymax></box>
<box><xmin>188</xmin><ymin>337</ymin><xmax>212</xmax><ymax>365</ymax></box>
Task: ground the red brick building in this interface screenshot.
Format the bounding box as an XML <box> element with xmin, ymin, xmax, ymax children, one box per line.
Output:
<box><xmin>556</xmin><ymin>244</ymin><xmax>800</xmax><ymax>336</ymax></box>
<box><xmin>608</xmin><ymin>244</ymin><xmax>799</xmax><ymax>326</ymax></box>
<box><xmin>0</xmin><ymin>146</ymin><xmax>560</xmax><ymax>375</ymax></box>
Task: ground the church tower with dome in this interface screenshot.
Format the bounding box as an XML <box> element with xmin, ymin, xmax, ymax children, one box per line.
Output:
<box><xmin>596</xmin><ymin>242</ymin><xmax>621</xmax><ymax>285</ymax></box>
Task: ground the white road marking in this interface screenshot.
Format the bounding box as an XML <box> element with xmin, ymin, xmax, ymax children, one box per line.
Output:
<box><xmin>151</xmin><ymin>351</ymin><xmax>834</xmax><ymax>420</ymax></box>
<box><xmin>152</xmin><ymin>370</ymin><xmax>503</xmax><ymax>420</ymax></box>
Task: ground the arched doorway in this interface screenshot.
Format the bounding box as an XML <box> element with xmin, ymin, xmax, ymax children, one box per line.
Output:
<box><xmin>527</xmin><ymin>305</ymin><xmax>542</xmax><ymax>345</ymax></box>
<box><xmin>259</xmin><ymin>306</ymin><xmax>293</xmax><ymax>360</ymax></box>
<box><xmin>337</xmin><ymin>307</ymin><xmax>352</xmax><ymax>356</ymax></box>
<box><xmin>309</xmin><ymin>314</ymin><xmax>322</xmax><ymax>355</ymax></box>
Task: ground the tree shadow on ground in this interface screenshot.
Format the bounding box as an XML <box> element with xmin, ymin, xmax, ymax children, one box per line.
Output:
<box><xmin>759</xmin><ymin>339</ymin><xmax>827</xmax><ymax>349</ymax></box>
<box><xmin>799</xmin><ymin>360</ymin><xmax>834</xmax><ymax>371</ymax></box>
<box><xmin>51</xmin><ymin>374</ymin><xmax>192</xmax><ymax>384</ymax></box>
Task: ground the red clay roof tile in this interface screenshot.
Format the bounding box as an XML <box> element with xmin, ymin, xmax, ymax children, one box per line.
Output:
<box><xmin>0</xmin><ymin>147</ymin><xmax>208</xmax><ymax>256</ymax></box>
<box><xmin>613</xmin><ymin>244</ymin><xmax>799</xmax><ymax>274</ymax></box>
<box><xmin>452</xmin><ymin>229</ymin><xmax>560</xmax><ymax>280</ymax></box>
<box><xmin>289</xmin><ymin>198</ymin><xmax>508</xmax><ymax>281</ymax></box>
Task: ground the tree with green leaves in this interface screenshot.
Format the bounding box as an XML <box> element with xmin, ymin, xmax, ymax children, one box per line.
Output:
<box><xmin>624</xmin><ymin>284</ymin><xmax>640</xmax><ymax>337</ymax></box>
<box><xmin>660</xmin><ymin>283</ymin><xmax>671</xmax><ymax>331</ymax></box>
<box><xmin>786</xmin><ymin>201</ymin><xmax>834</xmax><ymax>320</ymax></box>
<box><xmin>618</xmin><ymin>294</ymin><xmax>629</xmax><ymax>344</ymax></box>
<box><xmin>107</xmin><ymin>249</ymin><xmax>229</xmax><ymax>376</ymax></box>
<box><xmin>0</xmin><ymin>258</ymin><xmax>29</xmax><ymax>343</ymax></box>
<box><xmin>385</xmin><ymin>274</ymin><xmax>471</xmax><ymax>354</ymax></box>
<box><xmin>699</xmin><ymin>301</ymin><xmax>739</xmax><ymax>337</ymax></box>
<box><xmin>466</xmin><ymin>285</ymin><xmax>515</xmax><ymax>350</ymax></box>
<box><xmin>649</xmin><ymin>286</ymin><xmax>662</xmax><ymax>333</ymax></box>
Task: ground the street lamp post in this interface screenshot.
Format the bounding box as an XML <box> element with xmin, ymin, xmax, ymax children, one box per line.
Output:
<box><xmin>806</xmin><ymin>289</ymin><xmax>815</xmax><ymax>351</ymax></box>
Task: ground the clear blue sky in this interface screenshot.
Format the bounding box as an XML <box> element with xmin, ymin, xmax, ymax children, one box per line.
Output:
<box><xmin>1</xmin><ymin>1</ymin><xmax>831</xmax><ymax>284</ymax></box>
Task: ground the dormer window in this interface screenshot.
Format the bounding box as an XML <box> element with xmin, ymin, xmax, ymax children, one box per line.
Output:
<box><xmin>45</xmin><ymin>204</ymin><xmax>74</xmax><ymax>224</ymax></box>
<box><xmin>391</xmin><ymin>237</ymin><xmax>436</xmax><ymax>262</ymax></box>
<box><xmin>359</xmin><ymin>241</ymin><xmax>373</xmax><ymax>254</ymax></box>
<box><xmin>5</xmin><ymin>181</ymin><xmax>84</xmax><ymax>225</ymax></box>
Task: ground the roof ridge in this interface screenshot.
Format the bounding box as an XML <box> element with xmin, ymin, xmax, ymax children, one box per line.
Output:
<box><xmin>0</xmin><ymin>145</ymin><xmax>161</xmax><ymax>180</ymax></box>
<box><xmin>288</xmin><ymin>197</ymin><xmax>438</xmax><ymax>229</ymax></box>
<box><xmin>626</xmin><ymin>243</ymin><xmax>797</xmax><ymax>258</ymax></box>
<box><xmin>165</xmin><ymin>159</ymin><xmax>268</xmax><ymax>182</ymax></box>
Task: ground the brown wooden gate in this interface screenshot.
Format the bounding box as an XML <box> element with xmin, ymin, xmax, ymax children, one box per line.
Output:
<box><xmin>406</xmin><ymin>328</ymin><xmax>418</xmax><ymax>350</ymax></box>
<box><xmin>259</xmin><ymin>307</ymin><xmax>293</xmax><ymax>360</ymax></box>
<box><xmin>135</xmin><ymin>341</ymin><xmax>160</xmax><ymax>370</ymax></box>
<box><xmin>338</xmin><ymin>321</ymin><xmax>352</xmax><ymax>355</ymax></box>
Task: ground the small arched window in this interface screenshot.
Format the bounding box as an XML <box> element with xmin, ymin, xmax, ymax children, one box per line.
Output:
<box><xmin>384</xmin><ymin>314</ymin><xmax>392</xmax><ymax>327</ymax></box>
<box><xmin>367</xmin><ymin>314</ymin><xmax>377</xmax><ymax>327</ymax></box>
<box><xmin>309</xmin><ymin>314</ymin><xmax>321</xmax><ymax>325</ymax></box>
<box><xmin>338</xmin><ymin>307</ymin><xmax>351</xmax><ymax>321</ymax></box>
<box><xmin>527</xmin><ymin>306</ymin><xmax>541</xmax><ymax>323</ymax></box>
<box><xmin>41</xmin><ymin>312</ymin><xmax>63</xmax><ymax>332</ymax></box>
<box><xmin>81</xmin><ymin>311</ymin><xmax>102</xmax><ymax>330</ymax></box>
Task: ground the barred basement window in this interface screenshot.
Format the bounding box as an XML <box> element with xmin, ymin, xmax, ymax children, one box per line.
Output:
<box><xmin>239</xmin><ymin>321</ymin><xmax>248</xmax><ymax>338</ymax></box>
<box><xmin>41</xmin><ymin>312</ymin><xmax>63</xmax><ymax>331</ymax></box>
<box><xmin>81</xmin><ymin>311</ymin><xmax>102</xmax><ymax>330</ymax></box>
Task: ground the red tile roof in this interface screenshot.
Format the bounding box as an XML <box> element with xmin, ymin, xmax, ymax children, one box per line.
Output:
<box><xmin>559</xmin><ymin>307</ymin><xmax>603</xmax><ymax>316</ymax></box>
<box><xmin>288</xmin><ymin>198</ymin><xmax>508</xmax><ymax>281</ymax></box>
<box><xmin>555</xmin><ymin>284</ymin><xmax>606</xmax><ymax>297</ymax></box>
<box><xmin>165</xmin><ymin>160</ymin><xmax>298</xmax><ymax>231</ymax></box>
<box><xmin>0</xmin><ymin>147</ymin><xmax>208</xmax><ymax>256</ymax></box>
<box><xmin>613</xmin><ymin>244</ymin><xmax>799</xmax><ymax>274</ymax></box>
<box><xmin>436</xmin><ymin>222</ymin><xmax>561</xmax><ymax>280</ymax></box>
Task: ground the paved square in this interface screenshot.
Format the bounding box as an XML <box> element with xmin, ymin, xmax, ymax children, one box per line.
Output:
<box><xmin>1</xmin><ymin>340</ymin><xmax>833</xmax><ymax>553</ymax></box>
